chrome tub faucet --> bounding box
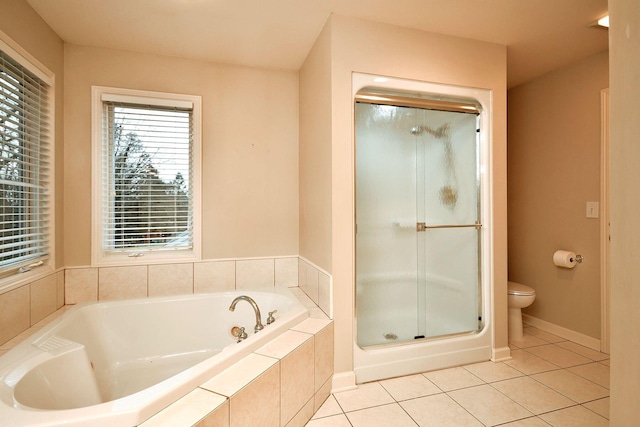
[229,295,264,333]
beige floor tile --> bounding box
[509,334,548,349]
[555,341,610,362]
[332,382,394,413]
[499,417,551,426]
[448,384,533,426]
[505,349,560,375]
[492,376,574,415]
[532,370,609,403]
[400,393,483,427]
[312,395,342,419]
[379,373,440,401]
[345,403,418,427]
[525,344,592,368]
[305,413,352,427]
[568,362,610,389]
[583,397,610,420]
[539,405,609,427]
[522,327,565,344]
[423,366,484,392]
[463,361,524,383]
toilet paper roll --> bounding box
[553,250,577,268]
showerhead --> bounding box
[410,123,450,138]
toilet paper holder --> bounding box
[553,250,584,268]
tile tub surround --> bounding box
[140,317,334,427]
[0,288,333,427]
[0,270,64,350]
[63,256,330,316]
[0,256,331,351]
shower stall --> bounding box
[353,74,493,383]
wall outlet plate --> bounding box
[586,201,599,218]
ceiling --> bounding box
[26,0,609,88]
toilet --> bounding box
[507,281,536,341]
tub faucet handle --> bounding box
[267,310,278,325]
[232,326,248,343]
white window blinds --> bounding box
[101,99,193,253]
[0,49,50,276]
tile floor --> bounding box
[307,326,609,427]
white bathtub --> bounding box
[0,288,308,426]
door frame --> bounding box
[601,88,610,354]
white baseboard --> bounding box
[522,314,601,351]
[492,346,512,362]
[331,371,357,393]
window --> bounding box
[92,87,201,265]
[0,42,52,280]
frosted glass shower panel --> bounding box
[356,103,420,346]
[355,90,482,349]
[417,109,479,226]
[423,227,480,338]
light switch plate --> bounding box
[586,201,599,218]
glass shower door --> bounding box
[356,97,482,348]
[355,103,420,346]
[416,108,481,339]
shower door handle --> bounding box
[416,222,482,232]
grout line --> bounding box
[310,330,610,427]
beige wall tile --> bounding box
[196,398,230,427]
[275,257,298,287]
[291,318,332,335]
[281,338,315,425]
[194,260,235,293]
[236,259,274,289]
[56,271,65,308]
[298,259,307,291]
[318,272,330,317]
[148,263,194,297]
[229,363,280,427]
[305,265,319,304]
[201,353,278,397]
[98,265,147,301]
[65,268,98,304]
[285,398,314,427]
[314,378,332,414]
[314,323,334,392]
[139,388,227,426]
[255,330,313,360]
[0,286,30,345]
[30,274,58,325]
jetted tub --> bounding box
[0,288,308,426]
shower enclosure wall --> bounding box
[353,73,493,383]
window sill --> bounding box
[0,264,58,296]
[93,250,201,268]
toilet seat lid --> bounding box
[508,281,536,296]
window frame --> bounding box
[91,86,201,266]
[0,30,55,290]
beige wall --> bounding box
[305,15,509,376]
[63,44,299,266]
[0,0,65,270]
[610,0,640,422]
[299,20,333,272]
[508,51,609,339]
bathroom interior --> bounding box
[2,0,640,425]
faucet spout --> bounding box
[229,295,264,333]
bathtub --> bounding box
[0,288,308,426]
